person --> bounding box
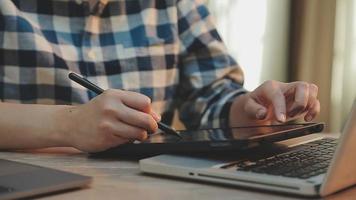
[0,0,320,152]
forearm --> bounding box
[0,103,72,150]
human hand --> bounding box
[62,89,160,152]
[229,80,320,127]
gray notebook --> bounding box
[0,158,91,200]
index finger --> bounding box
[265,89,287,123]
[115,90,153,113]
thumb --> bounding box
[244,98,268,120]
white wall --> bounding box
[331,0,356,131]
[208,0,290,91]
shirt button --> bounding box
[87,50,96,60]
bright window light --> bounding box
[208,0,267,90]
[208,0,289,91]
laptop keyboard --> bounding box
[234,138,338,179]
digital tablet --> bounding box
[91,122,324,157]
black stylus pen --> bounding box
[68,72,182,138]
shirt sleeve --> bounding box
[176,0,247,129]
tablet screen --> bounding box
[92,123,324,156]
[141,123,322,144]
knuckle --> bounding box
[136,129,148,140]
[264,80,278,88]
[313,100,321,112]
[102,105,117,116]
[270,89,283,99]
[103,133,116,144]
[98,101,121,116]
[102,89,122,99]
[142,114,151,122]
[295,96,306,104]
[92,134,113,152]
[294,100,307,108]
[143,95,152,104]
[141,114,156,131]
[98,97,115,109]
[310,109,318,116]
[151,121,158,132]
[102,89,114,97]
[143,114,153,126]
[272,89,283,96]
[298,82,309,90]
[98,121,113,133]
[307,111,317,120]
[98,99,108,107]
[140,96,152,109]
[310,83,319,93]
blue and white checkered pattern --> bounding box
[0,0,246,129]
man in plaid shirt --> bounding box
[0,0,320,152]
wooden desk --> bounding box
[0,134,355,200]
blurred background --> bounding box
[206,0,356,132]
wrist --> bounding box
[229,93,248,127]
[51,105,76,147]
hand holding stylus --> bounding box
[63,73,162,152]
[66,73,180,152]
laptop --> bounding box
[140,100,356,197]
[0,159,91,200]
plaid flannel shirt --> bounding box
[0,0,246,129]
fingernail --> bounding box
[142,132,148,140]
[256,109,266,119]
[151,111,161,122]
[305,115,313,122]
[278,113,286,122]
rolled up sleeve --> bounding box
[176,0,247,129]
